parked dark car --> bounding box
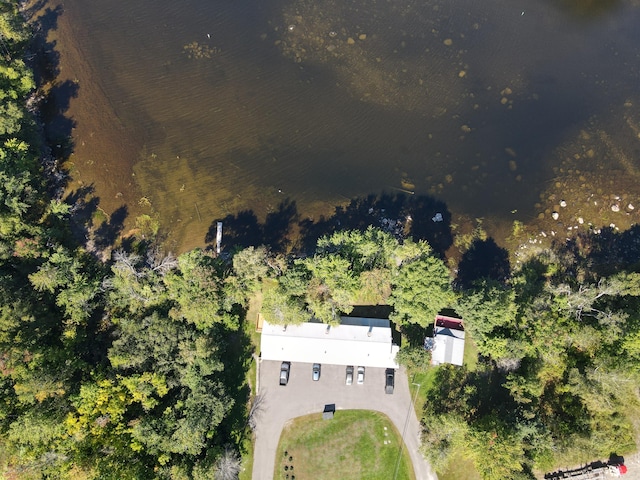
[312,363,321,381]
[280,362,290,386]
[385,368,395,394]
[345,365,354,385]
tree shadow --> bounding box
[206,199,299,254]
[23,1,62,30]
[551,224,640,280]
[423,363,516,422]
[206,210,262,250]
[406,195,454,256]
[400,322,428,348]
[513,257,552,303]
[298,193,453,257]
[348,305,393,319]
[544,458,620,480]
[93,205,129,250]
[64,185,99,244]
[455,238,510,289]
[40,79,78,159]
[608,453,624,466]
[262,198,299,252]
[214,316,256,454]
[25,4,63,75]
[206,193,453,257]
[23,4,78,190]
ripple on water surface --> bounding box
[60,0,640,250]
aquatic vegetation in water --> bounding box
[275,0,468,111]
[183,41,219,60]
[453,218,487,251]
[135,214,160,237]
[138,196,152,207]
[510,220,525,238]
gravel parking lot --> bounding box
[251,360,437,480]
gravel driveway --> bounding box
[251,360,437,480]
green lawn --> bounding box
[274,410,416,480]
[404,333,482,480]
[239,287,264,480]
[463,333,479,371]
[438,453,481,480]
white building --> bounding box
[260,317,399,369]
[430,315,465,366]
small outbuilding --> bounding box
[260,317,399,369]
[430,315,465,366]
[322,404,336,420]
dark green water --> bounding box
[59,0,640,250]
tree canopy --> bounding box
[421,254,640,479]
[1,3,640,479]
[260,228,455,326]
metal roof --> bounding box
[260,317,399,368]
[431,326,465,366]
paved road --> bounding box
[622,452,640,479]
[251,360,437,480]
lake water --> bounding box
[48,0,640,251]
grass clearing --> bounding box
[437,452,481,480]
[404,334,482,480]
[406,367,437,420]
[238,287,265,480]
[463,334,479,371]
[274,410,416,480]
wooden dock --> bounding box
[215,221,223,254]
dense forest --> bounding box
[1,2,640,479]
[259,227,640,479]
[0,3,253,478]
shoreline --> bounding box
[22,0,146,250]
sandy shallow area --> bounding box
[26,0,145,237]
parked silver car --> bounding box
[357,366,365,384]
[345,365,354,385]
[279,362,290,386]
[312,363,321,381]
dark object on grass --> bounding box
[323,404,335,420]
